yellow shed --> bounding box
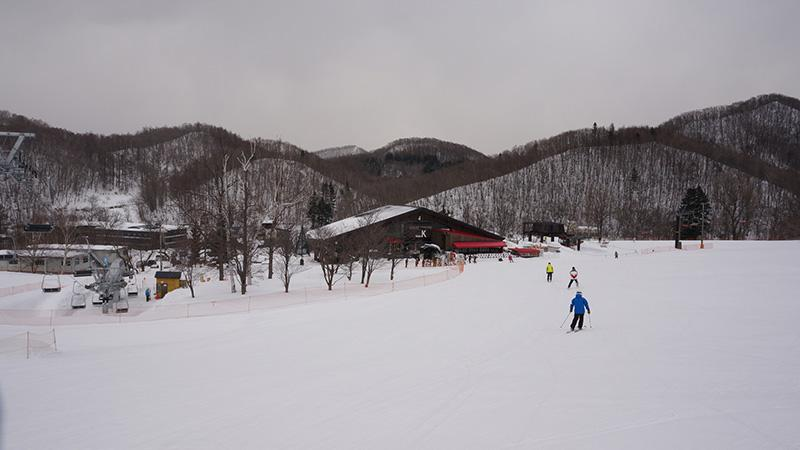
[154,271,182,298]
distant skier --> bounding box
[546,262,554,282]
[569,291,591,331]
[508,254,514,263]
[567,267,579,288]
[145,287,151,302]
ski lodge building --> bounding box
[77,222,188,251]
[0,244,129,274]
[306,205,505,256]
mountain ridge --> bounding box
[2,93,798,238]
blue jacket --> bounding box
[570,294,590,315]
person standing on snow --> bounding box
[546,262,554,282]
[569,291,591,331]
[567,266,579,288]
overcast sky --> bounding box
[1,0,798,154]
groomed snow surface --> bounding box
[2,241,800,449]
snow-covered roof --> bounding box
[307,205,418,240]
[37,244,122,252]
[82,221,182,232]
[17,249,89,259]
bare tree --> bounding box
[584,185,613,241]
[14,228,48,273]
[274,226,302,293]
[353,213,388,288]
[176,246,199,299]
[228,147,265,295]
[51,208,81,274]
[715,172,760,239]
[310,227,344,291]
[253,152,310,280]
[387,241,404,281]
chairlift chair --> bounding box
[92,292,105,305]
[41,273,61,293]
[115,296,129,313]
[70,281,87,309]
[126,276,139,297]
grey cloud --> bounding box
[1,0,798,153]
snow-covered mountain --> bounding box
[413,95,800,239]
[414,142,794,239]
[370,137,488,177]
[665,94,800,171]
[2,94,798,238]
[315,145,367,159]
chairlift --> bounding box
[115,295,129,313]
[70,281,87,309]
[92,292,106,305]
[41,273,62,293]
[126,276,139,297]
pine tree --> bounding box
[307,191,321,228]
[678,186,712,239]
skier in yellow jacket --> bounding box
[546,262,554,282]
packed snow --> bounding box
[1,241,799,449]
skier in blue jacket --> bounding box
[569,291,591,331]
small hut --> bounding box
[154,271,182,298]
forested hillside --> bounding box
[414,95,800,239]
[414,143,797,239]
[1,94,798,239]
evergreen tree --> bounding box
[322,181,337,219]
[307,191,322,228]
[307,185,335,229]
[678,186,712,239]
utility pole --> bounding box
[700,203,705,249]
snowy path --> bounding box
[1,242,799,449]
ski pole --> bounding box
[560,312,571,328]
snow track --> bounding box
[1,241,799,449]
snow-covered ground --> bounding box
[0,258,451,311]
[1,241,799,449]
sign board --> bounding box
[404,223,432,240]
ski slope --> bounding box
[1,241,799,449]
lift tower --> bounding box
[0,131,36,178]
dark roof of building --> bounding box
[155,271,182,279]
[307,205,504,241]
